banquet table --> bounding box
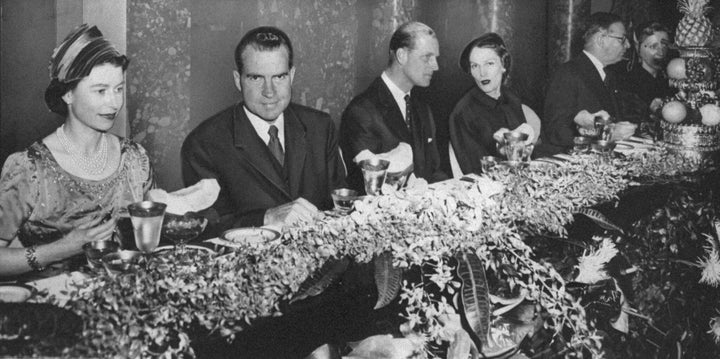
[2,141,720,359]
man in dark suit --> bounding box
[542,12,630,155]
[182,26,345,233]
[340,21,447,193]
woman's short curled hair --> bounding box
[634,21,670,47]
[459,33,511,74]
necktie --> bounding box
[268,125,284,166]
[404,94,412,128]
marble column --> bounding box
[547,0,591,74]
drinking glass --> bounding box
[359,158,390,196]
[501,132,529,165]
[331,188,358,213]
[102,250,142,278]
[82,240,120,271]
[128,201,167,256]
[594,117,613,141]
[480,155,499,173]
[572,136,591,154]
[162,212,208,256]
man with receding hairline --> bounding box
[182,26,345,234]
[340,21,447,193]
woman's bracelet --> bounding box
[25,245,46,272]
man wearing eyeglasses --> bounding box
[542,12,630,155]
[182,26,345,233]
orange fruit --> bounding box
[700,104,720,126]
[662,101,687,123]
[666,58,686,80]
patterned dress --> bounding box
[0,138,153,271]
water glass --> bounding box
[572,136,591,154]
[128,201,167,254]
[359,158,390,196]
[331,188,358,213]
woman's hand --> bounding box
[62,216,117,250]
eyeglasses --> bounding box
[606,34,628,45]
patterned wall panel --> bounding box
[253,0,358,125]
[127,0,191,190]
[547,0,591,74]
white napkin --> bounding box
[147,178,221,215]
[354,142,413,173]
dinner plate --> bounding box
[217,227,282,248]
[0,283,33,303]
[154,244,217,255]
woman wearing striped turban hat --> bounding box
[0,24,155,278]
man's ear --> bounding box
[396,47,408,65]
[233,70,242,92]
[289,66,296,85]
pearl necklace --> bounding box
[56,124,108,176]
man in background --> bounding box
[542,12,630,154]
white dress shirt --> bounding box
[243,106,285,150]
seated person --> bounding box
[182,26,345,234]
[542,12,630,154]
[0,24,153,277]
[448,33,540,176]
[613,21,675,114]
[340,22,447,193]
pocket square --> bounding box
[427,138,433,143]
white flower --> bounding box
[575,237,618,284]
[708,314,720,343]
[698,248,720,287]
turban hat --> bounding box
[45,24,128,115]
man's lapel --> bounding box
[283,106,307,198]
[232,105,291,198]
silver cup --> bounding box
[127,201,166,254]
[502,132,530,164]
[359,158,390,196]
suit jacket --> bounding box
[449,86,525,174]
[542,52,621,154]
[181,103,345,232]
[339,77,446,192]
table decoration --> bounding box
[30,148,714,358]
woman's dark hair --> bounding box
[44,56,129,117]
[234,26,293,74]
[459,33,511,75]
[634,21,670,47]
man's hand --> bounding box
[574,110,610,129]
[263,198,318,229]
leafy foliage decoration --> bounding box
[373,251,403,309]
[576,208,624,233]
[456,250,491,347]
[290,257,350,304]
[52,148,706,358]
